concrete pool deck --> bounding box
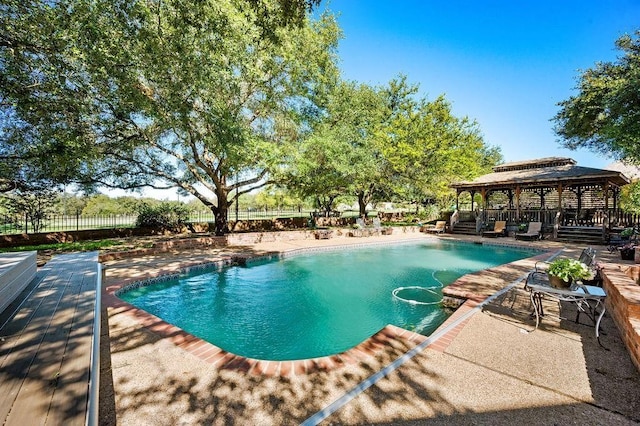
[100,231,640,425]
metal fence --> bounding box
[0,208,320,235]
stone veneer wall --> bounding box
[602,264,640,372]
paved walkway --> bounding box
[0,252,99,425]
[101,232,640,425]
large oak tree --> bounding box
[1,0,339,234]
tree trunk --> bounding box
[357,191,368,218]
[213,205,228,236]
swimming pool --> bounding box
[120,240,535,361]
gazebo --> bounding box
[450,157,632,240]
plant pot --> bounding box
[314,229,332,240]
[548,273,571,289]
[621,248,635,261]
[349,229,363,237]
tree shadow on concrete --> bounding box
[105,310,442,425]
[483,284,640,423]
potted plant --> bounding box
[620,242,637,260]
[349,223,363,237]
[314,228,333,239]
[620,227,635,239]
[547,258,594,289]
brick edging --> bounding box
[601,263,640,372]
[103,240,546,375]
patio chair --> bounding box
[515,221,542,240]
[482,220,507,238]
[424,220,446,234]
[372,217,392,235]
[533,247,596,274]
[577,208,595,226]
[578,247,597,266]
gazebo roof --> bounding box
[451,157,630,190]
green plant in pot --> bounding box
[547,258,594,289]
[620,242,637,260]
[620,227,635,239]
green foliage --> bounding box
[283,75,501,216]
[1,188,58,232]
[54,192,89,215]
[254,187,305,209]
[0,240,123,253]
[379,78,501,210]
[620,227,636,237]
[81,195,148,216]
[548,259,593,283]
[421,205,440,222]
[135,202,190,230]
[620,181,640,214]
[281,80,384,215]
[554,30,640,163]
[2,0,341,236]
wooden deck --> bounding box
[0,252,99,425]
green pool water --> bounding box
[120,240,535,361]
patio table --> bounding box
[524,271,607,344]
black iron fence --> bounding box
[0,208,322,235]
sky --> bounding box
[318,0,640,170]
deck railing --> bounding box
[604,209,640,228]
[482,209,559,225]
[464,208,640,230]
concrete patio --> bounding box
[99,231,640,425]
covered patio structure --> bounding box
[450,157,633,241]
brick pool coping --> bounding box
[102,240,551,376]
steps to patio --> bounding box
[451,221,477,236]
[555,226,604,245]
[0,252,100,426]
[451,221,606,245]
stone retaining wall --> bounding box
[98,226,424,262]
[0,217,359,249]
[602,264,640,372]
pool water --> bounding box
[120,241,534,361]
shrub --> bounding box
[136,202,190,230]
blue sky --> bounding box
[318,0,640,169]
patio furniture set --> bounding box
[523,247,607,346]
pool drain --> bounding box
[392,286,442,305]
